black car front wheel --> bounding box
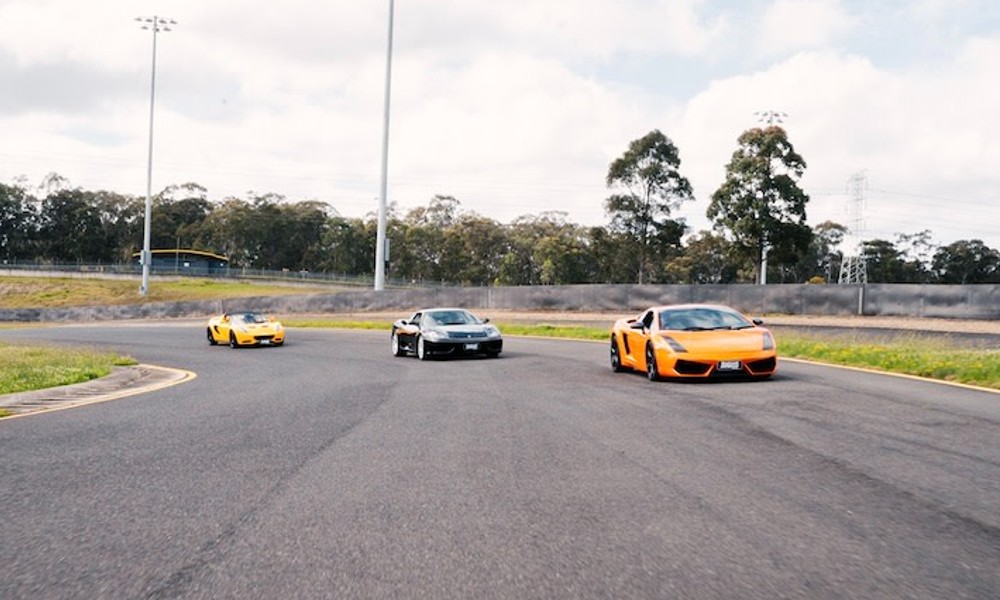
[207,327,217,346]
[416,336,428,360]
[391,332,406,357]
[229,332,239,349]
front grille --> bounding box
[675,360,712,375]
[449,331,488,339]
[746,357,777,373]
[254,335,275,341]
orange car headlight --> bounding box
[660,335,688,353]
[762,331,775,350]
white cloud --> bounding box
[0,0,997,249]
[755,0,854,59]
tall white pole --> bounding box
[374,0,394,291]
[137,16,175,296]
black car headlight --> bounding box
[423,328,447,342]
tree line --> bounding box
[2,128,998,285]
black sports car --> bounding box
[391,307,502,360]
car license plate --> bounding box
[464,343,479,351]
[718,360,742,371]
[260,340,271,345]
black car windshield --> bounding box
[658,307,751,331]
[425,310,477,326]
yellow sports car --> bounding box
[207,311,285,348]
[610,304,777,381]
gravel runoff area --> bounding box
[324,310,1000,335]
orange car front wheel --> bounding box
[645,344,661,381]
[610,336,625,373]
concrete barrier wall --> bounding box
[1,283,997,322]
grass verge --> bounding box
[284,318,1000,390]
[0,275,338,308]
[0,342,137,396]
[777,331,1000,390]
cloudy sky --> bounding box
[2,0,998,251]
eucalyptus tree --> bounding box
[152,183,212,250]
[0,182,37,260]
[495,212,593,285]
[604,130,693,284]
[390,196,459,283]
[92,190,144,262]
[317,217,374,276]
[441,214,508,285]
[932,239,1000,283]
[708,125,811,283]
[37,188,109,262]
[804,221,848,283]
[861,238,916,283]
[672,231,741,284]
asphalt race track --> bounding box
[1,323,999,599]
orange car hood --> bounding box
[663,329,769,351]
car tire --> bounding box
[391,332,406,357]
[207,327,217,346]
[610,335,624,372]
[417,336,428,360]
[646,344,660,381]
[229,332,238,349]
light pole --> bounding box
[374,0,394,291]
[136,15,176,296]
[754,109,786,126]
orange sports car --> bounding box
[609,304,777,381]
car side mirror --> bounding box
[483,318,490,323]
[629,321,646,330]
[752,318,764,326]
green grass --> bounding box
[0,275,338,309]
[777,332,1000,390]
[283,318,387,330]
[283,318,1000,390]
[0,342,137,396]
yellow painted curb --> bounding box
[0,365,197,420]
[779,357,1000,395]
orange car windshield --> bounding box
[659,308,751,331]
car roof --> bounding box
[646,304,741,312]
[415,307,475,314]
